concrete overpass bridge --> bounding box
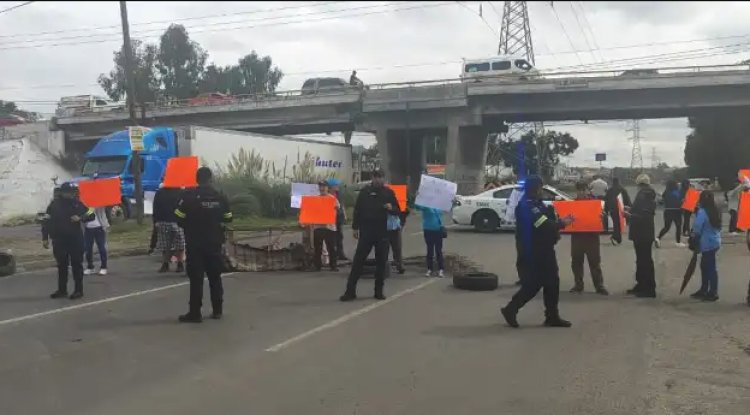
[53,64,750,194]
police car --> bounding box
[452,184,579,232]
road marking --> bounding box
[265,278,438,353]
[0,273,235,327]
[410,231,423,236]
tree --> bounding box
[197,64,243,95]
[157,24,207,100]
[98,39,160,119]
[497,130,579,181]
[0,100,17,115]
[684,110,750,189]
[236,51,283,95]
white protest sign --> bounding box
[504,187,524,223]
[290,182,320,208]
[144,191,156,216]
[128,126,149,152]
[415,174,457,212]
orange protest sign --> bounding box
[162,156,198,188]
[737,191,750,231]
[78,177,122,208]
[681,188,700,212]
[617,196,626,233]
[299,195,336,225]
[553,200,604,233]
[387,184,408,212]
[738,169,750,184]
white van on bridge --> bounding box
[460,55,540,82]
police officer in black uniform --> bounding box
[42,183,95,300]
[501,176,574,328]
[174,167,233,323]
[340,170,399,301]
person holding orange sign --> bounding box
[312,181,340,272]
[569,182,608,295]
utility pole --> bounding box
[627,119,644,177]
[498,1,544,178]
[119,0,143,224]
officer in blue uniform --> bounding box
[501,175,573,328]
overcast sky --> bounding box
[2,1,749,167]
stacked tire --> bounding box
[0,249,17,277]
[452,271,498,291]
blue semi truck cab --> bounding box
[69,127,179,217]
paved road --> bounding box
[1,216,750,414]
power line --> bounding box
[548,2,584,66]
[575,1,604,61]
[0,2,451,51]
[455,1,499,38]
[0,1,341,40]
[567,1,599,63]
[0,1,33,15]
[0,2,408,47]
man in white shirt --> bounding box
[589,176,609,200]
[83,207,110,276]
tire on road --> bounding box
[0,250,17,277]
[473,210,499,233]
[453,271,498,291]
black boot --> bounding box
[543,311,572,328]
[69,291,83,300]
[339,293,357,302]
[569,285,584,293]
[374,291,386,300]
[501,307,519,328]
[50,290,68,299]
[178,313,202,323]
[690,289,706,299]
[158,262,169,273]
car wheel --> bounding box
[453,272,498,291]
[473,210,499,233]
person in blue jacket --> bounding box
[416,204,445,277]
[656,180,686,247]
[690,190,722,302]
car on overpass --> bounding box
[301,77,349,95]
[188,92,236,106]
[460,55,540,83]
[452,183,614,233]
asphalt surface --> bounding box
[1,215,750,415]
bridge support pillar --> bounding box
[445,123,488,196]
[376,128,426,191]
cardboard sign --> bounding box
[299,195,336,225]
[617,195,626,233]
[78,177,122,208]
[738,169,750,184]
[162,156,198,188]
[681,188,700,212]
[737,191,750,231]
[414,174,457,212]
[386,184,408,212]
[290,182,321,209]
[553,200,605,233]
[144,191,155,216]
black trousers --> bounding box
[186,245,224,314]
[633,240,655,294]
[729,209,738,233]
[515,239,529,282]
[345,232,388,296]
[506,256,560,318]
[336,218,346,259]
[313,228,337,270]
[658,210,683,243]
[387,229,403,269]
[609,206,624,243]
[53,236,84,293]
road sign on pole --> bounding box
[128,126,146,151]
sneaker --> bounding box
[675,242,687,248]
[425,270,433,277]
[438,270,445,278]
[84,268,95,276]
[50,291,68,299]
[500,307,519,328]
[690,290,706,299]
[178,313,203,323]
[702,294,719,302]
[595,287,609,296]
[543,316,572,328]
[98,268,108,276]
[210,312,223,320]
[569,286,584,293]
[374,293,386,300]
[69,291,83,300]
[654,238,661,248]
